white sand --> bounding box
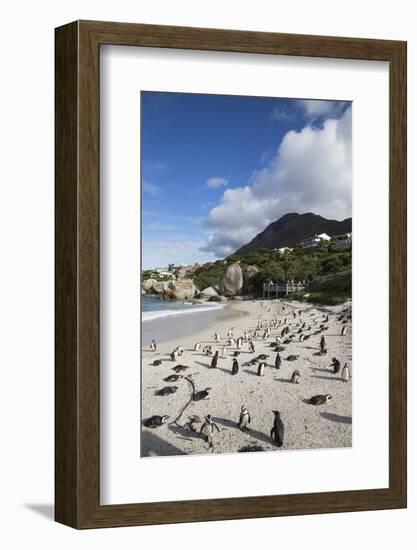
[141,299,352,457]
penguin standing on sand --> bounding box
[331,357,341,374]
[200,415,220,448]
[150,339,157,352]
[320,335,327,353]
[221,345,227,358]
[290,369,301,384]
[257,362,266,376]
[214,332,220,342]
[210,350,219,368]
[232,358,239,375]
[249,341,255,353]
[342,363,351,382]
[341,325,347,336]
[275,353,282,369]
[270,411,284,447]
[194,342,201,351]
[238,405,251,431]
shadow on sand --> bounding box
[320,412,352,424]
[311,375,343,382]
[214,417,273,446]
[141,429,188,456]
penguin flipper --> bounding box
[270,427,275,438]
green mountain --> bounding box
[234,212,352,255]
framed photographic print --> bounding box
[55,20,407,528]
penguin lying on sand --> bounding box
[309,394,332,405]
[172,365,189,373]
[156,386,178,396]
[143,415,169,428]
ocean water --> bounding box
[141,296,241,345]
[141,295,224,321]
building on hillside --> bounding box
[329,233,352,250]
[273,247,293,255]
[300,233,331,250]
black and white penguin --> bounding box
[163,374,183,382]
[286,355,299,362]
[214,332,221,342]
[290,369,301,384]
[200,415,220,448]
[237,336,243,349]
[331,357,341,374]
[275,352,282,369]
[221,345,227,358]
[342,363,350,382]
[270,411,284,447]
[172,364,189,373]
[249,341,255,353]
[170,350,178,362]
[156,386,178,396]
[152,359,162,366]
[341,325,347,336]
[210,351,219,368]
[150,339,157,352]
[257,354,269,361]
[309,394,332,405]
[320,335,327,352]
[193,387,212,401]
[143,415,169,428]
[232,358,239,375]
[238,405,251,431]
[257,362,266,376]
[194,342,201,351]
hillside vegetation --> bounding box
[192,245,351,305]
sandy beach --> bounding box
[141,299,352,457]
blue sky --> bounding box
[141,91,352,269]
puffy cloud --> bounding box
[301,99,346,119]
[201,107,352,257]
[206,177,228,188]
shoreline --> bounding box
[141,301,249,346]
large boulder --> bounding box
[142,278,157,292]
[242,265,259,294]
[220,262,243,296]
[169,279,196,300]
[199,286,219,299]
[152,281,170,294]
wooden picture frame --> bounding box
[55,20,407,528]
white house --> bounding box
[300,233,331,250]
[330,233,352,250]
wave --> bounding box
[142,302,225,322]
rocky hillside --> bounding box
[234,212,352,255]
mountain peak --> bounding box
[233,212,352,256]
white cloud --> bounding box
[201,107,352,257]
[142,179,161,196]
[142,237,213,270]
[206,177,228,188]
[301,99,346,119]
